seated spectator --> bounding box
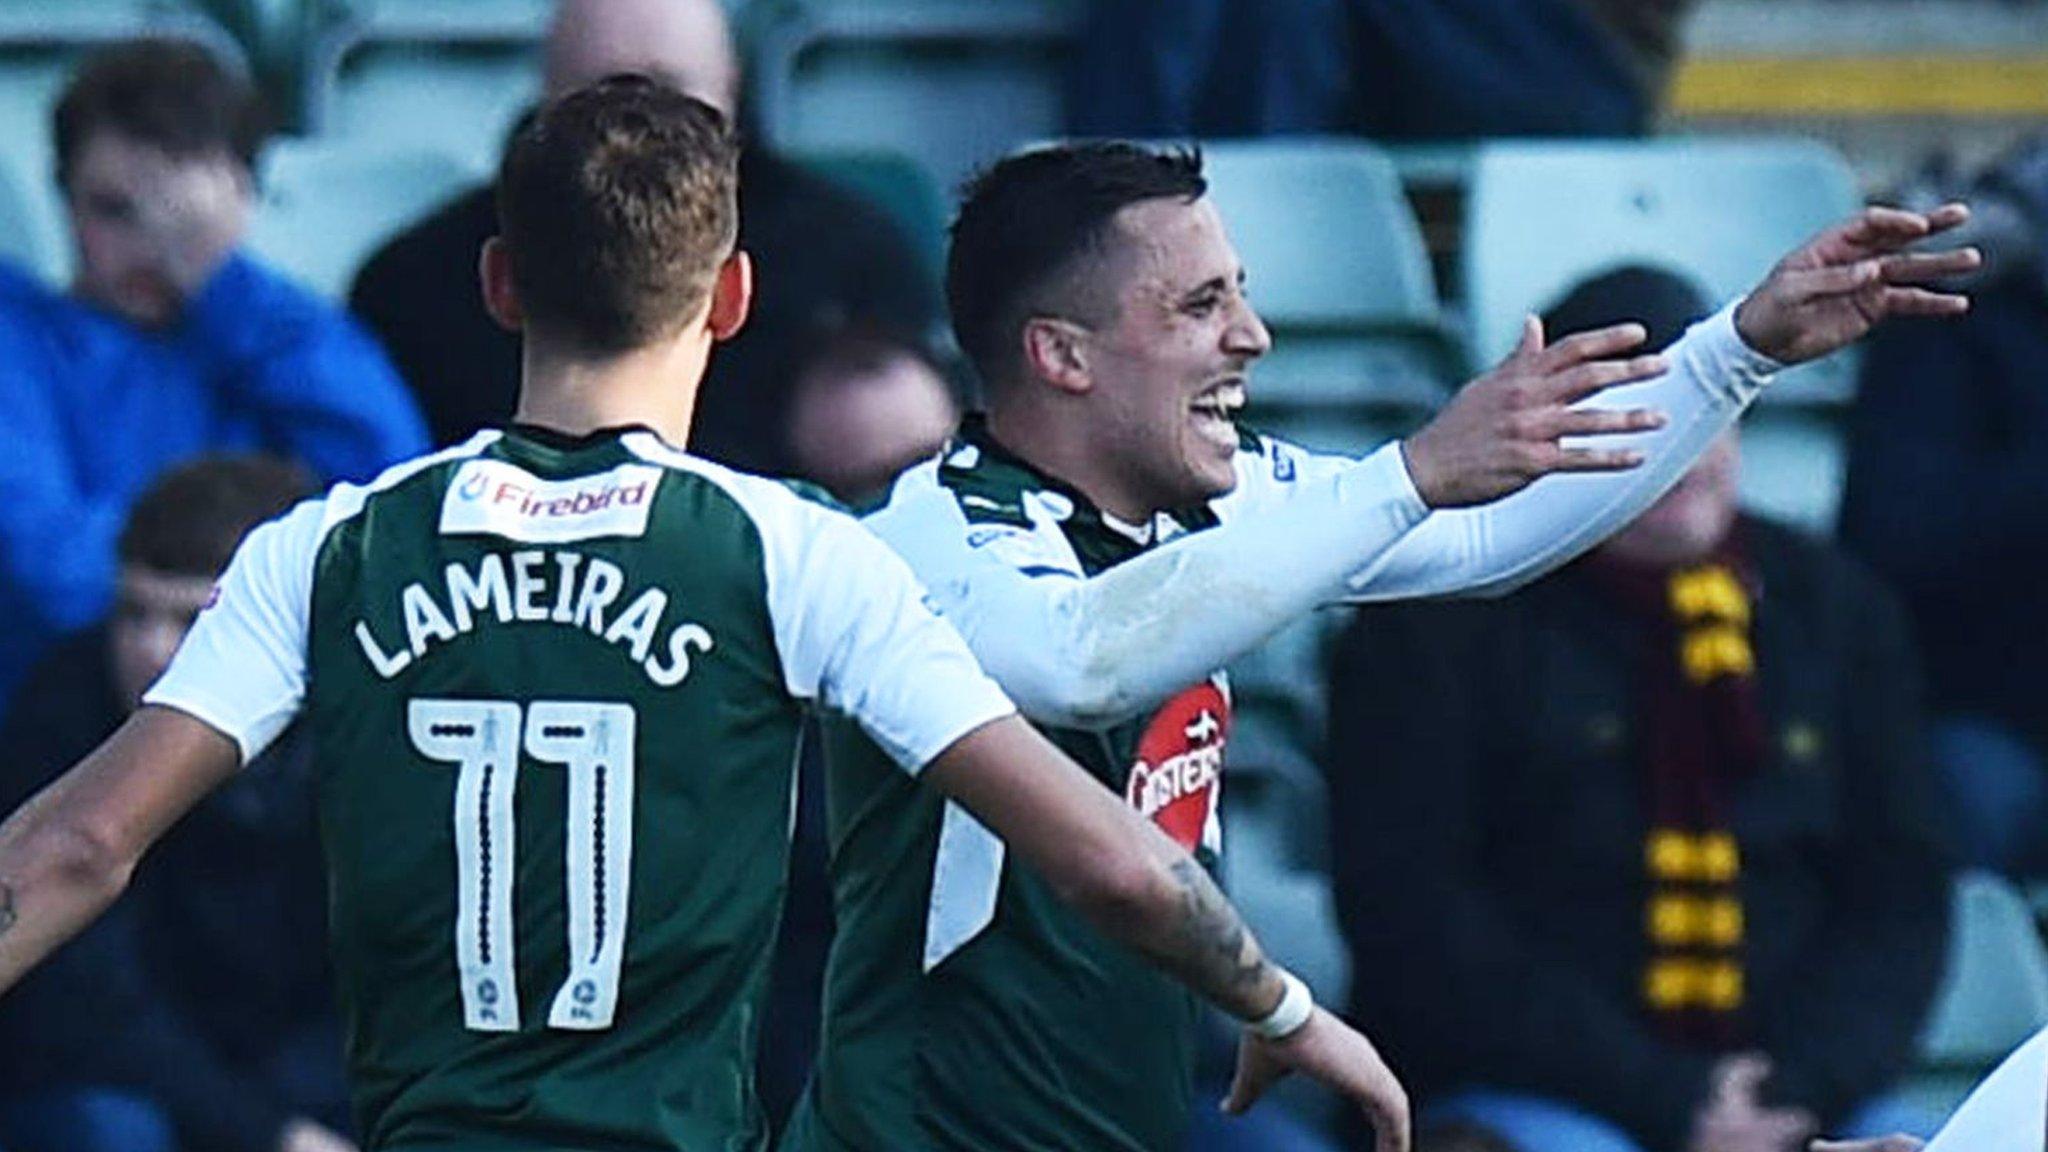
[1068,0,1697,140]
[349,0,941,471]
[0,455,353,1152]
[1840,138,2048,878]
[0,38,426,722]
[783,328,959,508]
[1322,267,1957,1152]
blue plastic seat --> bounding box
[0,149,59,281]
[303,0,546,166]
[245,139,481,298]
[1198,138,1458,416]
[1901,871,2048,1118]
[751,0,1079,196]
[1464,138,1862,404]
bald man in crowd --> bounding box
[348,0,939,470]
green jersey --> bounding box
[788,419,1267,1152]
[145,426,1014,1152]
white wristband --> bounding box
[1247,969,1314,1041]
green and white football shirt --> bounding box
[145,424,1016,1152]
[786,302,1780,1152]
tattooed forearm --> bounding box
[1136,858,1284,1021]
[0,881,16,938]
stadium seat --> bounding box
[303,0,546,166]
[1198,138,1460,416]
[1904,871,2048,1115]
[1463,138,1863,405]
[245,139,482,298]
[751,0,1079,197]
[1921,872,2048,1064]
[1738,406,1847,534]
[790,146,948,276]
[0,150,59,280]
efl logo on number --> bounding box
[440,460,661,543]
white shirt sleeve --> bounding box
[142,499,324,764]
[1345,299,1780,601]
[750,486,1017,775]
[868,444,1431,732]
[869,301,1778,732]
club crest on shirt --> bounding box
[1125,681,1230,853]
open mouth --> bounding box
[1189,381,1247,447]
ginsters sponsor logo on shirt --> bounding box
[441,460,661,543]
[1126,681,1230,854]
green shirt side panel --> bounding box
[307,439,801,1152]
[799,436,1218,1152]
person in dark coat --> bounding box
[348,0,940,473]
[1839,137,2048,879]
[1323,268,1957,1152]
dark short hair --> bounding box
[947,141,1206,389]
[496,74,740,354]
[1540,264,1711,353]
[119,455,315,578]
[54,37,266,190]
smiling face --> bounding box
[1068,196,1271,515]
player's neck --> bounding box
[985,403,1163,523]
[513,335,709,449]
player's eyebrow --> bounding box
[1179,274,1233,304]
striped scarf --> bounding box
[1585,538,1765,1048]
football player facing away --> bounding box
[0,83,1422,1152]
[782,142,1976,1152]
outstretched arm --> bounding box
[892,205,1977,729]
[0,707,240,996]
[1354,203,1980,602]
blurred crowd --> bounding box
[0,1,2044,1151]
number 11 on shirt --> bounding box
[408,698,637,1034]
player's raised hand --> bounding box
[1734,203,1982,365]
[1222,1006,1411,1152]
[1400,318,1670,508]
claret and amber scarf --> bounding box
[1586,537,1764,1048]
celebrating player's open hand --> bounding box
[1222,1006,1411,1152]
[1734,203,1980,366]
[1728,199,1982,362]
[1401,318,1669,508]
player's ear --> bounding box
[1022,316,1092,396]
[706,250,752,343]
[479,237,525,332]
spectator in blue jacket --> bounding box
[0,38,427,720]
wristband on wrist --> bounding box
[1247,969,1314,1041]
